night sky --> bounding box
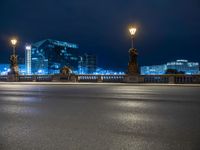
[0,0,200,69]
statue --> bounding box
[9,55,19,75]
[128,48,139,75]
[60,66,71,76]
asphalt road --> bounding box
[0,83,200,150]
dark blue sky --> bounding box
[0,0,200,69]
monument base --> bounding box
[7,73,19,82]
[124,75,139,83]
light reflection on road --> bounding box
[0,83,199,150]
[0,105,40,116]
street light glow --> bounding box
[129,27,137,36]
[11,39,17,46]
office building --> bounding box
[141,65,167,75]
[25,39,97,75]
[141,59,199,75]
[78,53,97,74]
[166,59,199,75]
[25,45,32,75]
[31,39,79,74]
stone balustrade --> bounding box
[0,74,199,84]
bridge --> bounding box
[0,74,200,84]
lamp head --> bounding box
[129,27,137,36]
[11,39,17,46]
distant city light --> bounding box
[25,45,31,50]
[38,70,43,73]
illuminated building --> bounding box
[78,53,97,74]
[31,39,79,74]
[0,64,26,75]
[25,45,32,74]
[166,59,199,75]
[26,39,98,75]
[141,59,199,75]
[141,65,167,75]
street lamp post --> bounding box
[129,27,137,48]
[127,26,139,75]
[8,38,19,79]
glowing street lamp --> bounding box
[127,25,139,75]
[11,39,17,45]
[129,26,137,48]
[11,38,17,55]
[129,27,137,36]
[9,38,19,77]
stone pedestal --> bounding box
[124,75,139,83]
[7,74,19,82]
[128,48,139,75]
[52,75,60,82]
[8,54,19,82]
[125,47,140,83]
[70,75,77,82]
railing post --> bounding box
[70,75,77,82]
[77,75,80,82]
[33,75,37,82]
[138,75,144,83]
[168,76,175,84]
[97,75,103,82]
[124,74,139,83]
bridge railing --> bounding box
[18,75,53,82]
[173,75,200,84]
[142,75,169,83]
[0,75,8,81]
[141,75,200,84]
[0,74,199,84]
[77,74,125,82]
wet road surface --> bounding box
[0,83,200,150]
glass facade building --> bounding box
[141,65,167,75]
[141,59,199,75]
[31,39,79,74]
[25,45,31,75]
[78,54,97,74]
[166,60,199,75]
[25,39,98,75]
